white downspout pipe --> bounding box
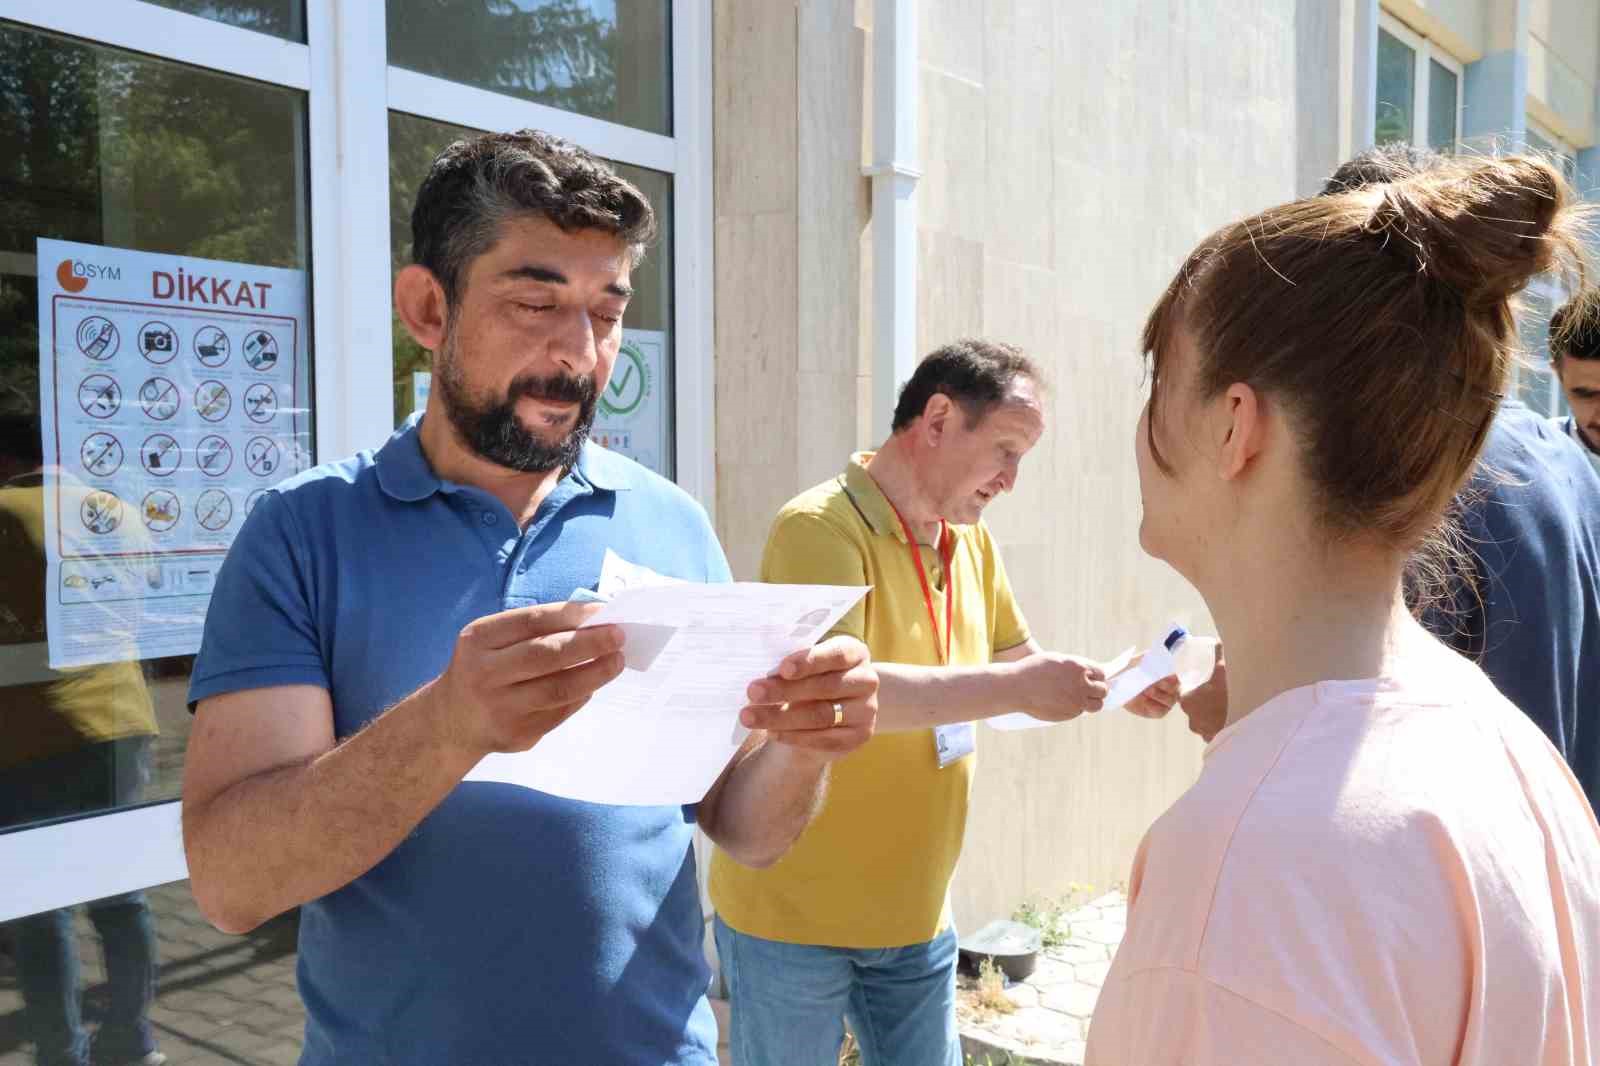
[866,0,920,444]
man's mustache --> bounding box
[509,372,597,406]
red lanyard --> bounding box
[888,503,953,665]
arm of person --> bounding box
[871,637,1101,730]
[865,637,1179,731]
[182,601,625,934]
[697,636,878,868]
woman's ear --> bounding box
[1217,383,1265,482]
[395,265,448,352]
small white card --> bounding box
[934,722,976,767]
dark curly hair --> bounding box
[410,128,657,307]
[890,339,1041,432]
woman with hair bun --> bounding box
[1086,155,1600,1065]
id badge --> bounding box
[933,722,976,768]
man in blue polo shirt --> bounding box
[1325,147,1600,813]
[180,129,879,1065]
[1551,291,1600,480]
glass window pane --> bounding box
[1,21,312,828]
[1427,59,1458,151]
[136,0,306,42]
[1517,285,1560,416]
[0,882,309,1061]
[388,112,676,477]
[1376,28,1417,145]
[387,0,672,135]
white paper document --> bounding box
[985,627,1189,732]
[464,581,869,806]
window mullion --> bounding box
[1414,42,1430,146]
[311,0,395,457]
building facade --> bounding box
[0,0,1593,1058]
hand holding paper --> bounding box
[1099,622,1191,716]
[985,623,1203,731]
[739,636,879,758]
[426,600,627,757]
[1007,652,1110,723]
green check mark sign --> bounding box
[600,342,648,417]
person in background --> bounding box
[1087,154,1600,1064]
[0,408,166,1066]
[712,340,1180,1066]
[1319,143,1600,814]
[1551,289,1600,477]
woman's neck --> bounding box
[1201,530,1422,731]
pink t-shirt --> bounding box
[1086,641,1600,1065]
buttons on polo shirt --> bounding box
[481,511,499,527]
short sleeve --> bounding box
[979,523,1030,654]
[759,511,868,642]
[188,489,329,709]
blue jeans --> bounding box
[2,737,160,1065]
[714,916,962,1066]
[11,896,158,1066]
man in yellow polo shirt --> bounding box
[711,340,1178,1066]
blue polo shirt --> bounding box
[190,415,728,1065]
[1420,403,1600,813]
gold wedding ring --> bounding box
[831,702,845,728]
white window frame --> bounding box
[0,0,713,922]
[1376,14,1464,149]
[1518,275,1572,418]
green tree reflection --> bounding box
[387,0,620,120]
[0,23,305,411]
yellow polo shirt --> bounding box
[709,453,1029,948]
[1,476,157,771]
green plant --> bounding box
[1011,881,1094,948]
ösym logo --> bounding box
[57,259,122,293]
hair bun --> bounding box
[1366,155,1568,307]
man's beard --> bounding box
[434,330,598,474]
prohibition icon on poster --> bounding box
[141,433,180,477]
[142,489,180,533]
[77,374,122,419]
[243,382,278,423]
[195,435,233,477]
[243,329,279,371]
[194,325,231,367]
[195,489,233,532]
[245,436,281,477]
[138,321,178,364]
[138,377,180,421]
[81,490,124,535]
[80,432,124,477]
[76,317,119,360]
[194,380,232,422]
[245,488,267,516]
